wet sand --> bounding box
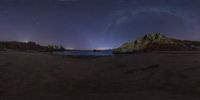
[1,51,200,100]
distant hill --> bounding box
[0,41,66,52]
[113,33,200,54]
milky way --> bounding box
[0,0,200,49]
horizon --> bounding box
[0,0,200,49]
[1,32,199,50]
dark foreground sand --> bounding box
[1,51,200,100]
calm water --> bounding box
[54,50,113,56]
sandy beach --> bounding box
[0,51,200,100]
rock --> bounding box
[113,33,200,54]
[0,41,67,52]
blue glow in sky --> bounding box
[0,0,200,49]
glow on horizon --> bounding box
[18,39,30,43]
[65,47,74,50]
[65,46,112,50]
[24,40,29,43]
[95,47,112,50]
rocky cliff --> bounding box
[113,33,200,54]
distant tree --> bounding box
[47,45,66,52]
[48,45,57,52]
[59,46,66,51]
[0,43,6,49]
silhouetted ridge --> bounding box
[0,41,66,52]
[113,33,200,54]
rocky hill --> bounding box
[0,41,66,52]
[113,33,200,54]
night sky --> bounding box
[0,0,200,49]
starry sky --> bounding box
[0,0,200,49]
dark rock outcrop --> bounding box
[0,41,66,52]
[113,33,200,54]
